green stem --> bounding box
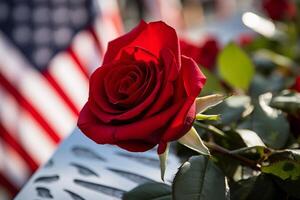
[194,121,226,138]
[204,142,261,171]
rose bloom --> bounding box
[78,21,206,154]
[237,33,255,47]
[180,37,220,70]
[262,0,297,21]
[292,76,300,92]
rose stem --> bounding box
[193,121,226,138]
[194,121,261,171]
[204,142,261,171]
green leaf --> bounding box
[200,67,225,95]
[270,90,300,114]
[196,94,226,114]
[235,129,265,147]
[206,95,251,125]
[218,42,255,91]
[254,49,294,68]
[178,127,210,156]
[230,146,270,163]
[172,155,229,200]
[249,74,285,98]
[269,149,300,162]
[231,174,285,200]
[123,182,172,200]
[273,177,300,198]
[239,93,289,149]
[262,160,300,180]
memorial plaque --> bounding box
[15,128,181,200]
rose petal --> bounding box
[144,82,174,117]
[158,98,195,154]
[104,21,180,66]
[145,49,180,117]
[181,56,206,97]
[114,101,182,142]
[103,21,148,64]
[104,64,142,104]
[160,48,180,81]
[78,100,183,148]
[78,103,115,144]
[89,62,123,114]
[89,63,163,123]
[158,56,206,153]
[116,140,156,152]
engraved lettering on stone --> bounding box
[36,187,53,199]
[107,168,154,184]
[34,175,59,183]
[71,146,106,161]
[74,179,125,198]
[70,163,99,177]
[116,152,159,167]
[64,189,85,200]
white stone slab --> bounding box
[15,128,181,200]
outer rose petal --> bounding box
[78,101,184,151]
[180,40,201,64]
[158,56,206,154]
[103,21,147,64]
[181,56,206,98]
[116,140,156,152]
[104,21,181,66]
[78,103,115,144]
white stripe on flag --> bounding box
[0,141,30,187]
[19,71,77,138]
[48,53,89,111]
[95,0,123,53]
[0,32,77,139]
[94,16,119,53]
[72,30,102,72]
[0,87,56,164]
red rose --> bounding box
[262,0,297,21]
[237,33,255,47]
[78,21,206,154]
[180,37,220,70]
[200,37,220,70]
[292,76,300,92]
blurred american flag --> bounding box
[0,0,186,198]
[0,0,123,197]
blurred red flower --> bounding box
[237,33,255,47]
[262,0,297,21]
[180,37,220,70]
[292,76,300,92]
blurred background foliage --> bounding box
[123,0,300,199]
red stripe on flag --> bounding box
[87,26,104,56]
[111,14,123,36]
[43,71,79,116]
[0,72,60,144]
[0,123,39,172]
[68,48,90,79]
[0,172,19,197]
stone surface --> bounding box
[15,128,181,200]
